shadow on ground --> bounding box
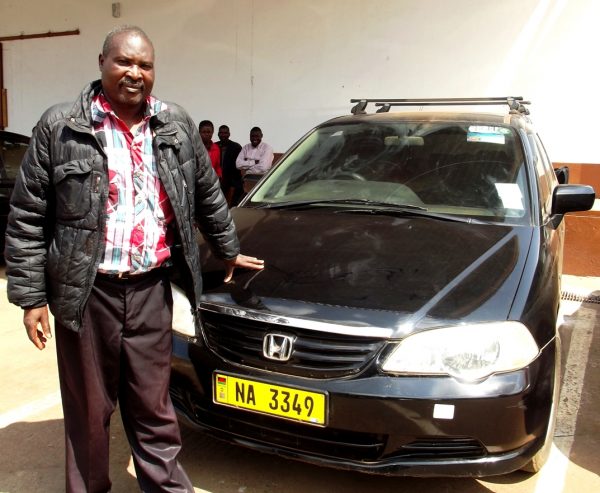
[557,295,600,477]
[0,417,137,493]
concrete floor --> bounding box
[0,270,598,493]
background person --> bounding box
[236,126,274,192]
[217,124,243,206]
[199,119,222,179]
[4,25,263,493]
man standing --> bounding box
[5,26,263,493]
[217,124,243,206]
[235,126,274,177]
[199,119,221,179]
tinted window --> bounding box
[536,134,558,214]
[528,134,554,216]
[249,121,530,224]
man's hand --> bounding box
[23,306,52,350]
[223,254,265,283]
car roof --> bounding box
[325,111,531,128]
[321,97,536,133]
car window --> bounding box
[536,134,558,211]
[0,134,29,181]
[249,121,531,225]
[528,134,554,216]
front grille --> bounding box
[397,437,486,460]
[201,310,386,378]
[176,393,387,461]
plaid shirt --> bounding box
[92,93,175,274]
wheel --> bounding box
[520,337,561,473]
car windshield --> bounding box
[246,120,531,224]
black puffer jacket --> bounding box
[5,81,239,332]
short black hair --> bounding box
[219,125,230,132]
[199,120,214,130]
[250,126,262,134]
[102,25,153,57]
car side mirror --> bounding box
[552,184,595,216]
[553,166,569,184]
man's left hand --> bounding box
[223,254,265,283]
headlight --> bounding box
[171,283,196,337]
[381,322,539,382]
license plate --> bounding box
[213,373,327,426]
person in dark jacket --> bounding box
[4,25,263,493]
[217,124,243,206]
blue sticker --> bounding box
[467,126,507,145]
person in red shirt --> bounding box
[199,119,222,179]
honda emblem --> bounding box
[263,333,295,361]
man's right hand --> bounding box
[23,306,52,350]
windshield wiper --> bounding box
[253,198,428,211]
[252,199,487,223]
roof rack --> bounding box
[350,97,531,116]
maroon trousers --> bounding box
[55,271,193,493]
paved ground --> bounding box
[0,269,598,493]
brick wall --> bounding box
[554,163,600,198]
[557,163,600,276]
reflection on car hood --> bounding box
[199,207,533,334]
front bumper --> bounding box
[170,333,556,477]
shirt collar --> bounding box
[91,92,164,127]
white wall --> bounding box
[1,0,599,163]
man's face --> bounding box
[218,127,230,143]
[250,130,262,147]
[99,32,155,118]
[200,125,214,145]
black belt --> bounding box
[95,267,168,282]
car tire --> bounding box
[521,336,561,473]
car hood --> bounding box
[199,208,533,335]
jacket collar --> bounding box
[65,80,102,131]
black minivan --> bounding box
[0,131,30,263]
[169,98,595,476]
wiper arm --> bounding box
[333,199,428,210]
[338,207,487,224]
[254,198,428,211]
[253,199,326,209]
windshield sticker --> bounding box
[467,126,508,145]
[495,183,524,210]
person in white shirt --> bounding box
[236,126,274,176]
